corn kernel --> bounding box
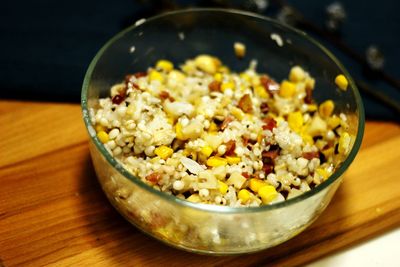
[308,104,317,112]
[175,122,186,140]
[95,124,105,132]
[238,189,251,203]
[149,70,164,83]
[279,80,296,98]
[226,156,241,164]
[288,111,303,132]
[301,133,314,144]
[231,107,245,120]
[167,117,174,125]
[338,132,351,154]
[221,81,235,92]
[126,104,135,115]
[254,85,269,98]
[214,73,223,82]
[156,59,174,72]
[97,131,109,144]
[234,42,246,58]
[289,66,305,82]
[194,55,220,74]
[258,185,278,204]
[154,146,173,160]
[327,116,341,129]
[319,100,335,118]
[208,121,219,132]
[316,168,330,180]
[218,66,230,74]
[335,74,348,91]
[200,146,213,157]
[206,156,227,167]
[187,194,201,203]
[218,181,228,194]
[240,73,251,83]
[322,147,334,158]
[249,179,268,193]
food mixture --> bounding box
[90,55,353,207]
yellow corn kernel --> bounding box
[226,156,241,165]
[301,133,314,144]
[308,104,318,112]
[251,76,261,87]
[258,185,278,204]
[279,80,296,98]
[249,179,268,193]
[338,132,351,154]
[206,156,228,167]
[156,59,174,72]
[221,81,235,92]
[200,146,213,157]
[322,147,334,158]
[254,85,269,99]
[97,131,109,144]
[335,74,348,91]
[187,194,201,203]
[240,73,251,83]
[149,70,164,83]
[238,189,251,203]
[234,42,246,58]
[257,133,263,144]
[319,100,335,118]
[175,122,186,140]
[214,72,223,82]
[150,156,161,163]
[126,104,135,115]
[289,66,306,82]
[218,180,228,194]
[327,116,341,129]
[305,77,316,90]
[231,107,245,120]
[218,65,230,74]
[154,146,173,160]
[167,117,174,125]
[208,121,218,132]
[194,55,220,74]
[288,111,303,132]
[95,124,105,132]
[316,168,330,180]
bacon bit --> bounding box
[262,117,277,131]
[260,102,269,113]
[242,136,249,146]
[220,116,234,130]
[241,172,250,179]
[125,75,140,90]
[112,94,125,105]
[145,172,161,184]
[133,72,147,78]
[238,94,253,113]
[208,80,221,92]
[263,164,274,175]
[159,91,175,102]
[302,151,320,160]
[305,87,313,104]
[260,75,280,95]
[224,140,236,156]
[262,149,279,160]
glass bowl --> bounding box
[81,9,364,254]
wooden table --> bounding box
[1,100,399,266]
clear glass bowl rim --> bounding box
[81,8,365,214]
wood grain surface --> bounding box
[0,100,399,267]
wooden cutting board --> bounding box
[0,100,399,267]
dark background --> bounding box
[1,0,399,120]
